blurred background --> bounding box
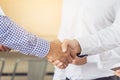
[0,0,62,40]
[0,0,62,80]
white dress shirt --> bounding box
[53,0,120,80]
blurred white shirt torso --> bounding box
[53,0,120,80]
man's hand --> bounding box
[46,40,72,69]
[114,70,120,77]
[72,56,87,65]
[51,39,83,68]
[62,39,81,59]
[53,56,87,68]
[0,45,11,52]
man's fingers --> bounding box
[48,57,68,69]
[48,59,54,63]
[52,60,61,65]
[65,51,72,63]
[60,57,69,67]
[61,40,75,61]
[56,62,66,69]
[52,60,67,69]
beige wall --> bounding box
[0,0,62,40]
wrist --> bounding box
[46,40,61,60]
[46,41,54,59]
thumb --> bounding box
[61,40,69,53]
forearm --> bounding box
[77,24,120,55]
[77,8,120,55]
[0,15,50,57]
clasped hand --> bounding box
[46,39,81,69]
[0,39,81,69]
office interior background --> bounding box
[0,0,62,80]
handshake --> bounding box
[46,39,81,69]
[0,39,81,69]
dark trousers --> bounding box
[66,75,120,80]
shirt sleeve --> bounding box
[76,7,120,55]
[0,15,50,57]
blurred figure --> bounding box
[53,0,120,80]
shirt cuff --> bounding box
[75,36,97,55]
[31,37,50,57]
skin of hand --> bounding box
[62,39,81,59]
[46,40,73,69]
[0,45,11,52]
[53,39,83,68]
[114,70,120,77]
[72,56,87,65]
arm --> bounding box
[61,8,120,56]
[76,8,120,55]
[0,15,49,57]
[0,15,72,68]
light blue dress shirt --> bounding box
[0,15,50,57]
